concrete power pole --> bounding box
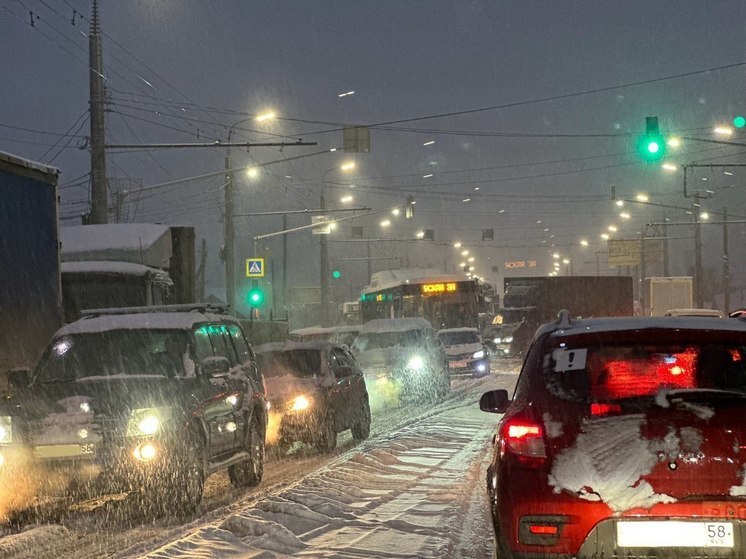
[89,0,108,224]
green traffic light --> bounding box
[734,116,745,129]
[332,270,341,279]
[247,288,264,306]
[637,133,666,162]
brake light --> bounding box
[590,402,621,416]
[500,418,547,466]
[529,525,559,535]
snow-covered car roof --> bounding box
[56,307,238,336]
[333,325,362,333]
[437,327,479,335]
[289,326,334,336]
[359,317,433,334]
[60,261,173,282]
[536,314,746,341]
[266,340,345,353]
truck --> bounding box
[0,151,62,379]
[487,275,634,357]
[644,276,694,316]
[59,223,195,322]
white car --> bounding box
[437,327,490,376]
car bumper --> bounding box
[0,437,183,494]
[448,357,490,376]
[496,490,746,558]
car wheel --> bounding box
[228,419,265,488]
[351,397,371,440]
[316,411,337,452]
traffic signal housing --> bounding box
[637,116,667,162]
[247,279,264,307]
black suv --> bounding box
[2,304,267,516]
[257,341,371,452]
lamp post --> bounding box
[223,113,276,313]
[320,162,355,325]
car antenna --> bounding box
[556,309,572,328]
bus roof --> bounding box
[362,269,471,294]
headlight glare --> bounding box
[127,408,165,437]
[472,350,485,359]
[504,336,514,343]
[0,417,11,444]
[407,355,425,370]
[494,337,501,344]
[291,395,312,411]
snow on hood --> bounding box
[548,414,676,512]
[354,347,412,368]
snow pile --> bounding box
[140,405,496,558]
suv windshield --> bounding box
[544,332,746,402]
[34,329,191,382]
[352,330,422,352]
[439,331,479,346]
[260,349,321,378]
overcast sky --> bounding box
[2,1,745,308]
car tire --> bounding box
[351,397,371,440]
[316,411,337,452]
[228,419,264,488]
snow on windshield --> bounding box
[438,330,479,346]
[353,330,421,352]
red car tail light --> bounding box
[500,418,547,467]
[519,515,569,546]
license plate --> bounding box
[34,443,95,459]
[450,361,467,368]
[617,521,733,548]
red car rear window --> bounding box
[543,329,746,402]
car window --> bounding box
[207,324,238,367]
[332,348,355,377]
[193,326,214,363]
[228,324,252,364]
[543,332,746,403]
[262,350,321,378]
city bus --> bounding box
[359,269,479,330]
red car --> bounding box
[480,311,746,558]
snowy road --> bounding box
[0,361,520,559]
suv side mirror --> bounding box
[201,356,231,378]
[479,389,510,414]
[8,368,30,389]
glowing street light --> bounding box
[601,233,610,240]
[340,161,356,172]
[256,111,276,122]
[461,250,469,256]
[636,194,649,202]
[453,242,462,248]
[553,253,560,259]
[468,257,475,262]
[714,126,734,136]
[662,163,678,172]
[380,219,391,227]
[392,208,401,216]
[608,225,618,232]
[700,212,710,221]
[620,212,630,219]
[667,137,681,148]
[246,167,260,179]
[615,200,624,207]
[340,195,353,204]
[580,239,589,247]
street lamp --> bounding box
[320,161,355,326]
[224,112,276,313]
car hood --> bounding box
[3,376,194,422]
[445,343,483,357]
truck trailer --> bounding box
[488,275,634,356]
[644,276,694,316]
[0,151,61,378]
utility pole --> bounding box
[224,155,235,312]
[89,0,108,224]
[694,211,703,308]
[282,213,288,317]
[723,206,730,312]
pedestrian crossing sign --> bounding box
[246,258,265,277]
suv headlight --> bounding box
[504,336,514,343]
[472,350,485,359]
[290,395,313,412]
[407,355,425,371]
[0,417,12,444]
[127,408,165,437]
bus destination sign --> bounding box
[421,282,458,294]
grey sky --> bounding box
[2,1,745,310]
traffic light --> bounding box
[332,270,341,279]
[405,195,415,219]
[637,116,667,162]
[247,279,264,307]
[734,115,745,129]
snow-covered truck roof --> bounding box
[60,261,173,283]
[0,150,59,183]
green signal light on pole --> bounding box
[247,287,264,306]
[332,270,341,279]
[637,116,667,162]
[734,115,745,128]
